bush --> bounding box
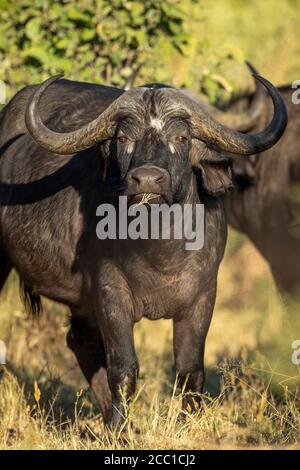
[0,0,189,97]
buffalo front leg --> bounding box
[66,315,112,424]
[173,284,217,413]
[97,281,138,431]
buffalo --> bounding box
[177,63,300,296]
[0,71,287,430]
[223,76,300,296]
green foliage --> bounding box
[1,0,300,105]
[0,0,189,97]
[190,0,300,105]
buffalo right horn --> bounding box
[25,75,145,155]
[181,62,268,132]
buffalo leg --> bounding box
[173,284,217,412]
[97,282,138,431]
[66,315,112,424]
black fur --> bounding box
[19,278,42,316]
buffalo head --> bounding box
[25,71,287,204]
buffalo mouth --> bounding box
[128,192,166,206]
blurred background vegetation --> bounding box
[1,0,300,104]
[0,0,300,449]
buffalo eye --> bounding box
[175,135,187,144]
[118,135,127,144]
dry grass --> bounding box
[0,231,300,450]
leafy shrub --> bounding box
[0,0,189,97]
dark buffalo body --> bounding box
[224,85,300,294]
[0,73,287,429]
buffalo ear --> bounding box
[196,160,235,196]
[191,139,235,196]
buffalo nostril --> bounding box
[155,174,164,183]
[130,167,165,186]
[131,174,142,184]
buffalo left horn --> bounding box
[181,62,268,132]
[172,72,287,155]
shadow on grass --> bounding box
[3,360,101,432]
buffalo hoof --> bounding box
[106,421,141,444]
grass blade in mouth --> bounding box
[135,193,159,206]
